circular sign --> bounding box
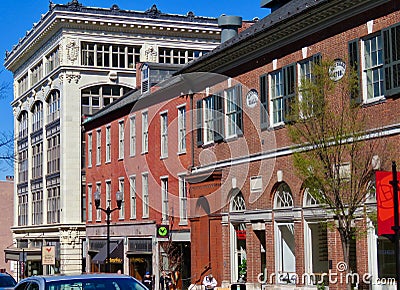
[329,59,346,81]
[157,225,169,237]
[246,89,258,108]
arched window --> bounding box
[231,191,246,212]
[18,111,28,139]
[274,183,293,208]
[31,101,43,132]
[303,188,319,207]
[47,90,60,123]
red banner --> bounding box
[376,171,400,236]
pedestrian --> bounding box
[142,271,153,290]
[160,270,172,290]
[202,274,217,290]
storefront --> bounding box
[89,239,124,273]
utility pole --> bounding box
[390,161,400,290]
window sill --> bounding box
[160,155,168,160]
[177,151,186,156]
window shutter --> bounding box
[348,39,361,103]
[260,75,269,129]
[284,64,296,123]
[196,100,203,146]
[383,24,400,97]
[213,94,224,142]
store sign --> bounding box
[329,59,346,81]
[157,224,169,238]
[236,230,246,240]
[376,171,400,236]
[246,89,258,108]
[42,246,56,265]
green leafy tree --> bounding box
[287,59,394,277]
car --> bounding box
[13,273,148,290]
[0,272,16,290]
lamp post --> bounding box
[94,190,122,273]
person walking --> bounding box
[143,272,153,290]
[160,271,172,290]
[202,274,217,290]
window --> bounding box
[106,125,111,163]
[82,85,131,116]
[18,146,28,183]
[47,90,60,123]
[204,94,224,143]
[226,85,243,138]
[274,183,293,208]
[32,101,43,132]
[270,65,295,125]
[119,121,124,159]
[363,34,384,101]
[18,73,28,95]
[18,111,28,139]
[96,129,101,165]
[81,42,140,69]
[130,115,136,156]
[231,191,246,211]
[18,187,28,226]
[88,184,93,222]
[88,132,93,168]
[177,106,186,154]
[96,183,101,221]
[179,176,187,224]
[298,55,321,117]
[47,186,60,224]
[160,112,168,158]
[158,47,205,64]
[32,142,43,179]
[106,180,111,208]
[142,111,148,153]
[32,189,43,225]
[161,177,169,222]
[260,75,269,129]
[129,176,136,219]
[46,46,60,74]
[47,133,60,174]
[142,173,149,218]
[119,178,125,219]
[31,61,43,86]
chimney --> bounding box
[218,15,242,43]
[260,0,291,12]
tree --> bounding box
[287,60,393,277]
[0,71,14,172]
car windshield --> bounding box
[0,275,17,287]
[46,277,147,290]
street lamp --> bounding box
[94,190,123,273]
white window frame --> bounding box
[96,182,101,221]
[106,180,111,208]
[118,120,124,160]
[270,71,284,126]
[130,115,136,157]
[142,111,148,153]
[96,129,101,165]
[161,176,169,222]
[129,175,136,219]
[203,96,214,144]
[88,132,93,168]
[274,222,296,284]
[362,34,385,103]
[179,175,188,225]
[118,177,125,219]
[177,105,186,154]
[142,172,149,218]
[160,111,168,158]
[106,125,111,163]
[87,184,93,222]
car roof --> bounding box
[28,274,132,282]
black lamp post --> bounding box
[94,190,123,273]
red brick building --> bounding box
[83,63,192,286]
[0,176,14,274]
[175,0,400,290]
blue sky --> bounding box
[0,0,269,179]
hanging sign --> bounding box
[42,246,56,265]
[329,59,346,81]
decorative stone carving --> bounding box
[66,39,79,64]
[142,43,158,63]
[60,228,79,246]
[59,72,81,84]
[145,4,161,18]
[186,11,195,22]
[67,0,82,12]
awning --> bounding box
[91,241,123,264]
[4,247,42,262]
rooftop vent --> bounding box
[218,15,242,43]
